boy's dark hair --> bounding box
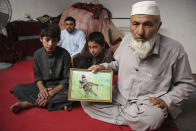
[40,24,60,40]
[64,16,76,23]
[87,32,105,46]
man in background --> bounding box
[58,16,86,63]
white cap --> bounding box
[131,1,160,16]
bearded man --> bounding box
[81,1,196,131]
[58,16,86,65]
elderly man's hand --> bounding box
[148,97,168,113]
[88,65,105,73]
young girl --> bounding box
[73,32,114,68]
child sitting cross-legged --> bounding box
[10,24,74,113]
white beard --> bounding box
[130,34,157,59]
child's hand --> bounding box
[48,89,55,97]
[88,65,105,73]
[47,88,53,91]
[36,96,51,107]
[38,88,49,99]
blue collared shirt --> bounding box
[58,29,86,56]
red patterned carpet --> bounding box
[0,60,179,131]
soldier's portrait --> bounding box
[68,68,113,102]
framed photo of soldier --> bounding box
[68,68,113,102]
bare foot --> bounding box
[10,101,34,113]
[64,105,72,112]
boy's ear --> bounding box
[40,37,43,42]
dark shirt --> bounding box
[33,46,71,88]
[73,48,114,69]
